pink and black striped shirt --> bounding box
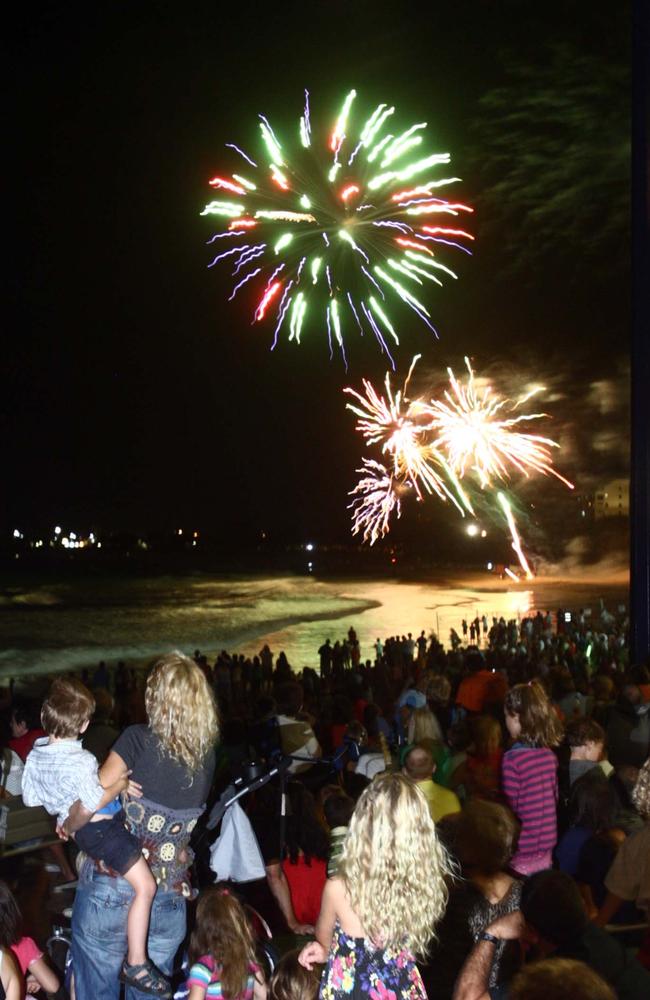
[502,744,558,858]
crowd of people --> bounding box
[0,601,648,1000]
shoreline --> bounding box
[2,570,629,688]
[1,593,383,685]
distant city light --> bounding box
[12,529,21,539]
[466,524,479,537]
[97,542,102,548]
[54,526,61,535]
[481,529,487,538]
[178,529,183,535]
[70,532,76,541]
[487,561,493,570]
[307,561,313,571]
[305,543,314,551]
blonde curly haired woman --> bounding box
[299,772,454,999]
[69,652,219,1000]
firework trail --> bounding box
[201,90,473,365]
[496,492,535,580]
[347,358,573,577]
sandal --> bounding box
[119,959,172,998]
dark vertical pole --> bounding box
[630,3,650,663]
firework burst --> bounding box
[427,358,575,490]
[348,460,402,546]
[347,358,573,578]
[344,357,472,512]
[201,90,473,366]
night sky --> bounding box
[5,1,630,548]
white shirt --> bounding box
[22,737,104,825]
[355,753,387,779]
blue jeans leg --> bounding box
[125,889,186,1000]
[71,873,131,1000]
[71,870,186,1000]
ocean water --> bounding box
[0,571,628,683]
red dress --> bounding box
[282,854,327,925]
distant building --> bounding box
[594,479,629,519]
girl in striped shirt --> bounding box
[186,889,267,1000]
[502,681,563,876]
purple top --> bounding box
[502,744,558,856]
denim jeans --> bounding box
[71,866,186,1000]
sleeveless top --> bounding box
[320,922,426,1000]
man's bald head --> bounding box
[403,745,434,781]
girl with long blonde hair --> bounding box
[187,888,266,1000]
[299,772,454,999]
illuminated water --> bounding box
[0,572,628,681]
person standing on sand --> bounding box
[260,645,273,693]
[318,640,333,679]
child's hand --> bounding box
[127,778,143,798]
[26,975,40,994]
[298,941,327,969]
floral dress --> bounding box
[320,923,426,1000]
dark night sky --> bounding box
[5,1,630,546]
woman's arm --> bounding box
[265,863,314,935]
[1,948,21,1000]
[62,750,130,834]
[95,771,130,810]
[99,750,130,788]
[188,987,207,1000]
[94,749,133,808]
[26,954,60,995]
